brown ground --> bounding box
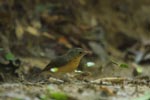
[0,0,150,100]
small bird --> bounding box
[42,48,89,73]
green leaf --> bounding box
[134,92,150,100]
[40,92,68,100]
[136,66,143,74]
[51,92,68,100]
[40,94,48,100]
[5,52,15,61]
[119,63,128,68]
[40,85,68,100]
[111,60,129,68]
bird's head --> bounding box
[66,48,90,59]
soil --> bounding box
[0,0,150,100]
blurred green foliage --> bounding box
[5,52,15,61]
[40,85,68,100]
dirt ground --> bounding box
[0,0,150,100]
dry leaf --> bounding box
[31,20,42,29]
[78,0,86,5]
[26,26,40,36]
[43,32,56,40]
[15,22,24,39]
[58,36,72,48]
[100,86,116,96]
[91,77,127,85]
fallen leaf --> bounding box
[100,86,116,96]
[15,22,24,39]
[91,77,127,85]
[31,20,42,29]
[58,36,72,48]
[26,26,40,36]
[43,32,56,40]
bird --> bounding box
[42,48,89,74]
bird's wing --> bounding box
[42,56,70,71]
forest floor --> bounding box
[0,0,150,100]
